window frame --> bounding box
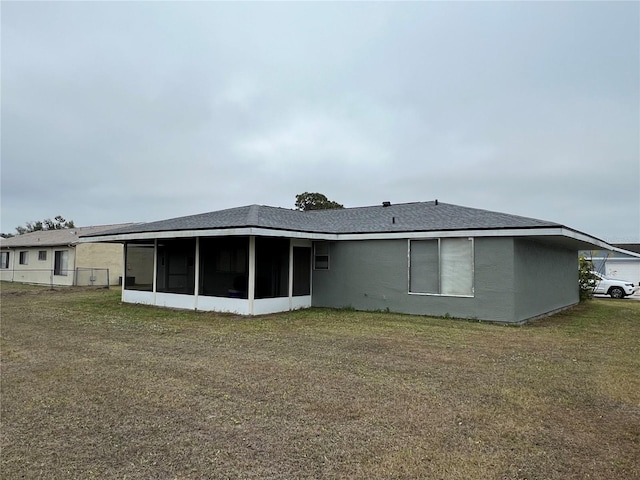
[313,242,330,270]
[38,250,47,261]
[54,250,69,276]
[0,251,9,269]
[408,238,474,297]
[19,251,29,265]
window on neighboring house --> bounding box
[54,250,69,276]
[38,251,47,261]
[314,242,329,270]
[19,251,29,265]
[1,252,9,269]
[409,238,474,296]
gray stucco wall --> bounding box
[312,237,524,323]
[312,237,578,324]
[312,239,408,313]
[513,238,578,322]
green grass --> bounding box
[1,282,639,479]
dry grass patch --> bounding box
[1,282,639,479]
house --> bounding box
[81,201,613,323]
[581,244,640,284]
[1,224,132,286]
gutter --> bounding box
[79,226,613,251]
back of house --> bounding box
[82,201,613,323]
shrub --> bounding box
[578,255,597,301]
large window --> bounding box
[200,237,249,298]
[409,238,474,296]
[54,250,69,276]
[255,237,289,299]
[1,252,9,269]
[157,239,196,295]
[125,242,155,291]
[19,251,29,265]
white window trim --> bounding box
[54,250,69,276]
[0,251,9,269]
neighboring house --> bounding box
[82,201,613,324]
[581,244,640,285]
[1,224,133,286]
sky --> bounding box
[1,1,639,243]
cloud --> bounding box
[1,1,638,242]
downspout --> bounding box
[70,243,76,286]
[51,247,55,287]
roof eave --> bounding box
[1,241,78,249]
[79,225,612,250]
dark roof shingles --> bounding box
[82,202,561,238]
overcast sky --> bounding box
[2,1,638,242]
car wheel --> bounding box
[609,287,625,299]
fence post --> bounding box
[106,268,110,289]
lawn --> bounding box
[1,282,639,479]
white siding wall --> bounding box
[0,247,75,286]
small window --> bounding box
[19,251,29,265]
[38,251,47,261]
[314,242,329,270]
[0,252,9,269]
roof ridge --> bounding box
[247,205,261,225]
[304,200,434,213]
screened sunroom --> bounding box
[122,236,312,315]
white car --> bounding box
[591,271,639,299]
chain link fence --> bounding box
[0,268,110,288]
[75,268,110,286]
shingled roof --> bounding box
[82,202,564,238]
[1,224,134,248]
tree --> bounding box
[14,216,75,235]
[295,192,344,211]
[578,255,598,301]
